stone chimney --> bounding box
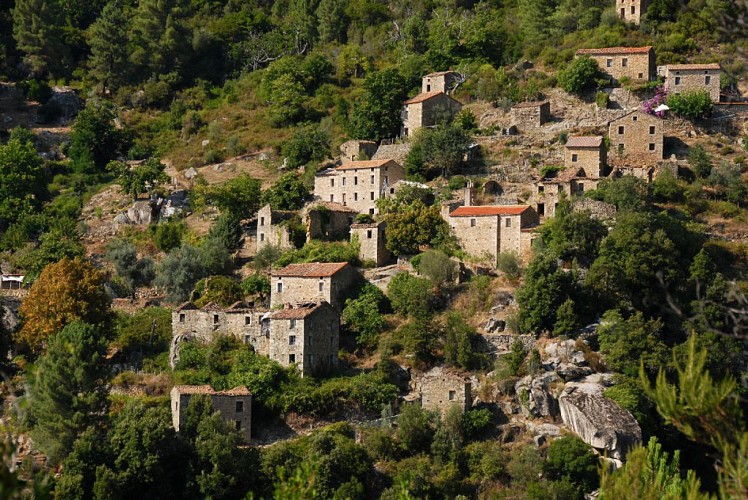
[464,181,474,207]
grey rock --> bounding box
[184,167,198,179]
[515,372,560,418]
[556,363,593,381]
[48,87,81,119]
[127,200,160,225]
[570,351,587,365]
[533,434,546,447]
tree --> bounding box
[443,313,479,370]
[17,222,86,280]
[342,284,387,351]
[587,175,648,212]
[155,243,231,302]
[68,100,126,174]
[105,240,155,297]
[129,0,190,81]
[689,145,712,179]
[0,137,47,230]
[207,214,243,253]
[206,174,262,219]
[28,322,110,465]
[12,0,69,77]
[193,276,243,307]
[516,253,576,333]
[261,173,310,210]
[557,56,600,94]
[418,124,473,177]
[652,169,684,202]
[667,90,713,120]
[281,125,331,169]
[416,250,456,287]
[708,161,747,205]
[553,298,579,337]
[316,0,349,43]
[88,2,130,93]
[348,69,409,141]
[378,196,449,256]
[388,273,434,318]
[543,436,599,496]
[107,158,169,202]
[396,403,434,455]
[541,205,608,266]
[18,257,111,353]
[597,310,669,378]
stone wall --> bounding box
[585,50,654,82]
[413,366,472,414]
[257,204,295,252]
[305,205,356,241]
[609,110,663,159]
[172,303,269,352]
[339,140,378,163]
[482,334,536,354]
[450,215,500,265]
[312,161,405,215]
[422,72,460,93]
[565,146,606,178]
[511,101,550,127]
[663,66,721,102]
[403,93,462,137]
[499,214,522,255]
[270,264,360,310]
[171,388,252,442]
[351,221,392,267]
[617,0,647,24]
[571,198,617,219]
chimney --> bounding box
[464,181,474,207]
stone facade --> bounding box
[313,159,405,215]
[339,140,378,163]
[270,262,360,310]
[172,301,268,348]
[571,198,617,219]
[609,110,663,159]
[576,46,655,83]
[304,202,358,241]
[413,366,472,414]
[448,205,539,265]
[421,71,461,94]
[511,101,550,127]
[256,204,298,252]
[351,221,392,267]
[617,0,648,25]
[268,302,339,377]
[662,64,721,103]
[565,136,607,178]
[534,168,602,218]
[401,92,462,137]
[171,385,252,442]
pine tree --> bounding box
[88,2,130,94]
[28,322,110,465]
[553,299,579,337]
[12,0,70,77]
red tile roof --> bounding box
[512,100,549,109]
[576,46,653,55]
[566,136,604,148]
[450,205,530,217]
[665,63,720,71]
[270,302,328,320]
[272,262,349,277]
[336,159,395,171]
[404,91,445,104]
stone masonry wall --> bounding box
[588,52,653,82]
[664,67,721,102]
[511,102,550,127]
[270,265,359,310]
[351,222,391,267]
[609,111,663,158]
[312,161,405,215]
[565,146,606,177]
[450,215,500,265]
[172,391,252,442]
[415,367,472,414]
[268,306,339,377]
[617,0,647,24]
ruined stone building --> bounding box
[270,262,360,310]
[447,204,539,265]
[171,385,252,442]
[350,220,392,267]
[256,204,300,252]
[339,140,378,163]
[510,101,551,128]
[172,301,268,347]
[268,302,339,377]
[313,159,405,215]
[411,366,472,414]
[401,91,462,137]
[421,71,461,94]
[662,63,721,102]
[534,167,603,218]
[303,202,358,242]
[617,0,648,25]
[576,46,655,83]
[564,136,607,177]
[608,110,664,161]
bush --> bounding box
[387,273,434,317]
[417,250,456,287]
[193,275,243,307]
[152,221,185,252]
[557,56,600,94]
[543,436,600,495]
[342,284,387,351]
[595,91,609,109]
[497,252,521,280]
[667,90,713,120]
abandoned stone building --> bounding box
[256,204,300,253]
[172,301,268,348]
[421,71,461,94]
[313,159,405,215]
[447,204,539,265]
[617,0,648,25]
[534,167,602,218]
[303,201,358,242]
[171,385,252,442]
[609,110,664,160]
[576,46,655,83]
[339,139,378,163]
[270,262,360,310]
[401,91,462,137]
[268,302,339,377]
[662,63,721,102]
[510,101,551,127]
[564,136,607,177]
[350,220,392,267]
[411,366,472,414]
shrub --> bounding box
[557,56,600,94]
[417,250,456,287]
[667,90,713,119]
[595,91,609,109]
[152,221,185,252]
[387,273,434,317]
[543,436,600,495]
[497,252,521,280]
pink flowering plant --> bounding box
[642,86,668,117]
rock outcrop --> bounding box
[515,372,560,418]
[559,383,642,460]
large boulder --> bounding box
[127,199,161,225]
[47,86,81,119]
[559,384,642,460]
[515,372,560,418]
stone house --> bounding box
[662,63,721,102]
[268,302,339,377]
[421,71,461,94]
[576,46,655,83]
[609,110,663,160]
[256,204,300,252]
[510,101,551,127]
[339,140,378,163]
[565,136,607,177]
[313,159,405,215]
[172,301,268,349]
[171,385,252,442]
[270,262,360,310]
[401,91,462,137]
[303,201,358,241]
[534,167,602,218]
[617,0,648,25]
[350,220,392,267]
[448,204,539,265]
[412,366,472,414]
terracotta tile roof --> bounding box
[665,63,720,71]
[270,302,327,319]
[200,302,223,312]
[566,136,604,148]
[576,46,653,55]
[336,159,394,171]
[173,385,252,396]
[272,262,349,277]
[512,100,549,109]
[404,91,445,104]
[450,205,530,217]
